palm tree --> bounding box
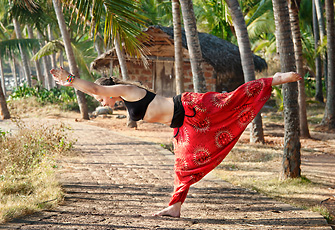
[179,0,206,93]
[0,56,10,119]
[27,25,43,83]
[52,0,89,120]
[272,0,301,179]
[313,0,324,103]
[225,0,265,143]
[172,0,184,95]
[12,17,32,87]
[321,0,335,129]
[288,0,310,138]
[314,0,327,100]
[0,57,6,96]
[0,80,10,119]
[114,33,137,128]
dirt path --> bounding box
[0,119,331,229]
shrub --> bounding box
[0,119,75,223]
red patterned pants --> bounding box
[169,78,273,206]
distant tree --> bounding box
[313,0,324,103]
[0,62,10,119]
[321,0,335,129]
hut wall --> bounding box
[123,60,217,96]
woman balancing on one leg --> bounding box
[50,67,301,218]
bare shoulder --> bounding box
[115,85,147,101]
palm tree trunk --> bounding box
[172,0,184,95]
[321,0,335,129]
[27,26,43,84]
[0,81,10,119]
[179,0,206,93]
[48,25,57,88]
[10,52,18,88]
[314,0,328,93]
[0,58,10,120]
[114,34,129,80]
[52,0,89,120]
[272,0,301,179]
[288,0,311,138]
[37,31,51,88]
[313,0,324,103]
[226,0,265,143]
[0,57,6,96]
[12,18,31,87]
[114,33,137,128]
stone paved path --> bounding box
[0,119,331,229]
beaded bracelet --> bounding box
[66,74,75,83]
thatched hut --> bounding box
[91,25,267,97]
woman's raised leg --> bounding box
[271,72,302,86]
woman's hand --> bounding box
[50,67,73,86]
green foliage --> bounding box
[0,128,7,138]
[272,86,283,111]
[8,84,99,112]
[303,73,326,98]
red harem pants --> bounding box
[169,78,273,206]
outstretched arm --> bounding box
[50,67,130,98]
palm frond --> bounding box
[64,0,149,64]
[0,38,40,59]
[31,40,63,61]
[71,42,94,80]
[247,11,275,39]
[246,0,273,27]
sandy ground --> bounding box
[0,109,334,229]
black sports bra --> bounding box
[122,90,156,121]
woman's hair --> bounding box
[94,77,117,86]
[94,76,153,92]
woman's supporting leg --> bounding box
[153,202,182,218]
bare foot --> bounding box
[271,72,302,86]
[153,202,181,218]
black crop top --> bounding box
[122,90,156,121]
[170,94,185,128]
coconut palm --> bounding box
[172,0,184,95]
[179,0,206,93]
[52,0,89,120]
[0,56,10,119]
[288,0,310,138]
[313,0,323,103]
[313,0,325,102]
[272,0,301,179]
[8,0,32,87]
[65,0,147,63]
[225,0,265,143]
[321,0,335,129]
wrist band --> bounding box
[66,74,75,83]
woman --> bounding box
[51,67,301,218]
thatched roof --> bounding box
[91,25,267,76]
[156,26,267,74]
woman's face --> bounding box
[94,95,119,107]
